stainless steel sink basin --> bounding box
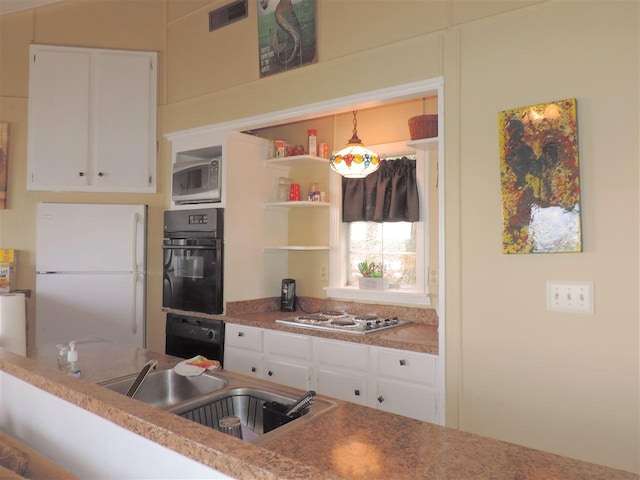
[99,369,227,409]
[171,387,336,445]
[99,368,337,445]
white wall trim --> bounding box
[165,78,443,141]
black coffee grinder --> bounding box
[280,278,296,312]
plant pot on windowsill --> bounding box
[358,277,390,290]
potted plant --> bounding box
[357,261,389,290]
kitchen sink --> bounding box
[171,387,336,445]
[99,368,337,445]
[99,369,227,409]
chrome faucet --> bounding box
[126,360,158,398]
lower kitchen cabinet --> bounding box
[266,359,312,390]
[317,369,368,405]
[372,346,439,422]
[224,349,264,379]
[316,338,369,405]
[375,380,438,422]
[224,324,264,378]
[223,324,441,424]
[264,330,313,390]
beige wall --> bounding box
[452,1,638,472]
[0,0,637,474]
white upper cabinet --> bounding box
[27,44,157,192]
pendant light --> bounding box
[330,110,380,178]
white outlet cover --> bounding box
[547,281,594,314]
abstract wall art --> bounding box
[499,98,582,254]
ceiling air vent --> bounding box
[209,0,248,32]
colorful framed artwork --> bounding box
[257,0,316,78]
[498,98,582,254]
[0,122,8,210]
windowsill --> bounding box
[324,286,432,307]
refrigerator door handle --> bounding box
[132,212,139,273]
[131,212,139,335]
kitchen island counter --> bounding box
[2,341,635,480]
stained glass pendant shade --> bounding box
[330,111,380,178]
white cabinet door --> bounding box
[27,44,156,193]
[316,338,369,404]
[224,349,264,379]
[375,380,438,423]
[266,359,312,390]
[224,324,264,377]
[27,47,91,188]
[317,369,367,405]
[93,52,155,189]
[372,346,439,423]
[263,330,312,389]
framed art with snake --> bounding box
[258,0,316,77]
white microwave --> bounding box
[172,158,222,205]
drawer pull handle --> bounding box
[354,389,360,396]
[78,172,85,177]
[238,332,244,337]
[251,366,256,373]
[399,359,406,366]
[268,370,273,376]
[377,395,384,403]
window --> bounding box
[347,221,417,287]
[326,141,435,306]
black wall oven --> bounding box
[163,208,224,314]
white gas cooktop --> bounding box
[275,311,411,335]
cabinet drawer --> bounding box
[225,324,263,352]
[375,348,437,386]
[265,331,312,360]
[317,339,369,372]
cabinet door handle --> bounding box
[268,370,273,377]
[377,395,384,403]
[354,389,360,396]
[251,366,256,373]
[399,359,406,366]
[238,332,244,337]
[98,172,104,177]
[78,172,84,177]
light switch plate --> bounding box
[547,281,594,314]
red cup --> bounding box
[289,183,300,201]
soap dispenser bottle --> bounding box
[66,341,83,378]
[56,343,69,371]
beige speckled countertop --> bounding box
[166,296,441,355]
[0,340,635,479]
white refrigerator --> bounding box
[35,203,147,347]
